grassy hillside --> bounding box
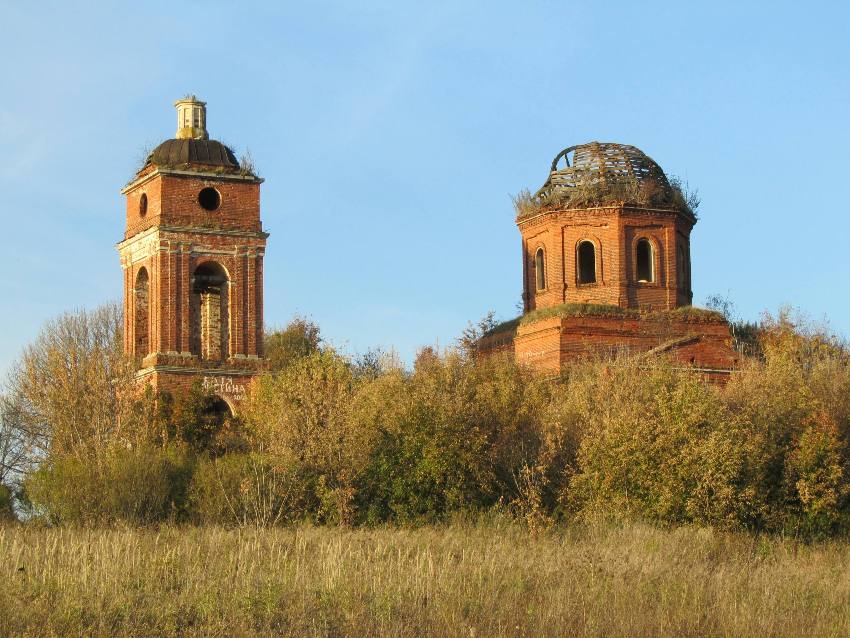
[2,521,850,637]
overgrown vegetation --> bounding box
[127,141,258,181]
[705,292,764,356]
[513,175,700,220]
[484,303,726,338]
[238,148,259,177]
[4,522,850,637]
[0,305,847,538]
[264,315,322,371]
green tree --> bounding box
[244,349,360,523]
[264,317,321,372]
[356,352,539,524]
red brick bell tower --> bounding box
[117,96,267,409]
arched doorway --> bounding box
[204,395,233,425]
[183,393,236,454]
[191,262,230,360]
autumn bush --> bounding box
[25,442,192,525]
[565,311,850,536]
[0,484,13,521]
[238,348,545,525]
[189,453,312,527]
[566,361,755,528]
[348,351,544,524]
[4,304,850,538]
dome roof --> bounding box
[145,138,239,171]
[537,142,670,198]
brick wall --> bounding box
[124,170,261,239]
[136,368,261,412]
[519,205,694,312]
[510,314,740,375]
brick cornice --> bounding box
[117,224,269,250]
[135,366,262,379]
[517,205,695,232]
[122,167,263,194]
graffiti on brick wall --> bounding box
[202,376,247,401]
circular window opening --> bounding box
[139,193,148,217]
[198,187,221,211]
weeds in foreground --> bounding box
[2,522,849,637]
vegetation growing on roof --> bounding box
[662,305,727,323]
[513,176,699,221]
[514,142,700,221]
[238,149,259,177]
[480,316,521,338]
[484,303,725,338]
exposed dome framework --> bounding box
[535,141,672,202]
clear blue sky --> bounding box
[1,1,848,374]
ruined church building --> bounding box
[119,99,738,411]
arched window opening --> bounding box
[636,238,654,283]
[535,248,546,291]
[139,193,148,217]
[134,268,149,361]
[191,262,230,361]
[187,395,234,454]
[578,241,597,284]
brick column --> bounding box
[255,250,264,357]
[664,225,672,309]
[554,227,563,304]
[123,262,131,355]
[200,291,222,360]
[521,237,529,312]
[180,246,191,354]
[148,251,158,354]
[617,212,629,307]
[231,249,244,356]
[246,250,257,356]
[167,244,177,352]
[156,244,170,353]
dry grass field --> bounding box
[2,522,850,637]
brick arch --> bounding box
[575,236,603,285]
[191,260,231,361]
[134,266,150,362]
[209,394,235,418]
[192,255,234,279]
[533,244,547,292]
[631,234,663,285]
